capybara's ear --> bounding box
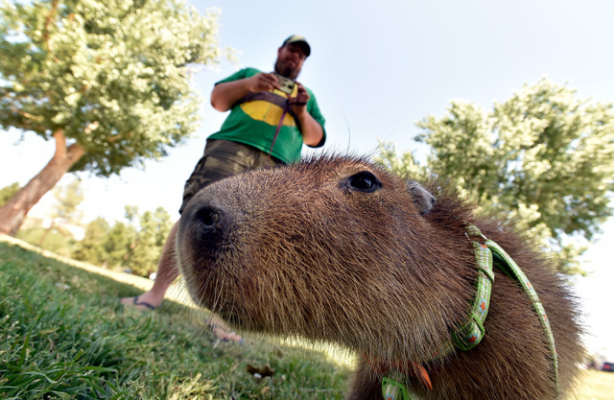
[407,181,436,215]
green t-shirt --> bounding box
[207,68,326,164]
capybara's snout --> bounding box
[176,173,270,316]
[179,170,267,259]
[183,202,228,251]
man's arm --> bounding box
[211,73,281,112]
[291,83,324,147]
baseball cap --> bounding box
[282,35,311,57]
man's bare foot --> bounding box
[119,292,163,311]
[120,293,242,343]
[207,315,243,343]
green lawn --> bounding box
[0,237,351,399]
[0,236,611,399]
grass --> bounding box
[0,236,612,399]
[571,369,614,400]
[0,237,352,399]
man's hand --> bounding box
[247,73,281,93]
[289,82,323,147]
[289,82,310,117]
[211,73,281,111]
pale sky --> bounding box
[1,0,613,358]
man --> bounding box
[120,35,326,342]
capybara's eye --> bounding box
[346,171,382,193]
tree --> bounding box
[9,178,83,255]
[16,222,75,257]
[125,206,172,275]
[0,182,21,207]
[102,220,136,268]
[375,78,614,274]
[38,177,83,247]
[72,217,110,266]
[72,205,172,275]
[0,0,224,235]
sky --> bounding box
[1,0,613,359]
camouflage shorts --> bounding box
[179,139,284,214]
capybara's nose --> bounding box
[195,205,222,230]
[188,204,228,248]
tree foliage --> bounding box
[0,182,21,206]
[102,220,136,268]
[72,205,172,276]
[38,177,84,245]
[375,78,614,274]
[124,206,172,275]
[71,216,109,265]
[0,0,224,235]
[10,178,83,255]
[16,222,76,257]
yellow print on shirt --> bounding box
[240,86,298,127]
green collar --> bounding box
[451,224,495,352]
[381,224,560,399]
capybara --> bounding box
[176,155,584,400]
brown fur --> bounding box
[176,155,584,400]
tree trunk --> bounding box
[0,130,85,236]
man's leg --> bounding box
[120,219,180,310]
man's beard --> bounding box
[274,59,300,80]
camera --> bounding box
[273,73,296,95]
